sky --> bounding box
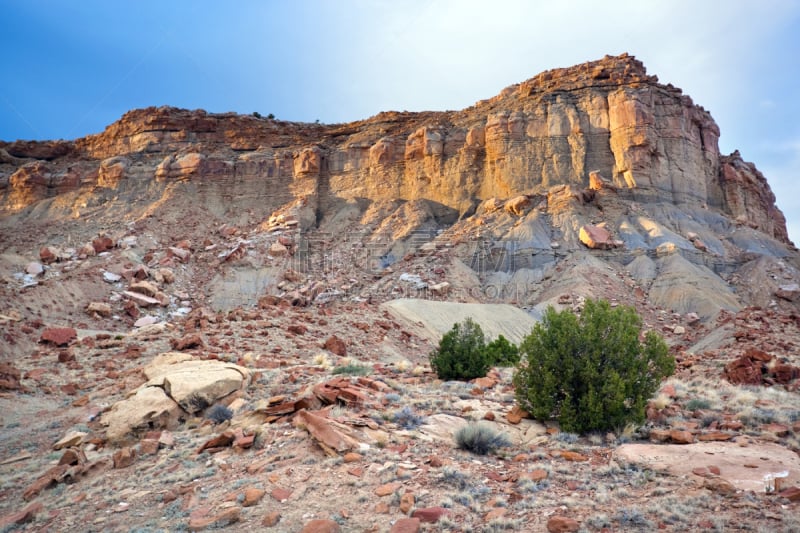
[1,0,799,242]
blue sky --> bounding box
[2,0,799,242]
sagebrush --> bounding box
[454,422,511,455]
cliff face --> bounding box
[0,54,789,245]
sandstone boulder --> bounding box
[144,358,250,414]
[0,362,22,390]
[504,195,531,216]
[102,353,250,442]
[101,385,184,444]
[579,224,614,249]
[615,441,800,492]
[86,302,112,317]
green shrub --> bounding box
[331,362,371,376]
[454,422,511,455]
[685,398,711,411]
[486,334,520,366]
[513,299,674,433]
[430,318,491,380]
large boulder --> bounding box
[579,224,614,250]
[143,353,250,414]
[101,353,250,443]
[101,386,183,444]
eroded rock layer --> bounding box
[0,54,788,244]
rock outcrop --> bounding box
[0,54,788,247]
[1,54,797,324]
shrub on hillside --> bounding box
[206,404,233,424]
[430,318,490,380]
[513,299,674,433]
[485,334,520,366]
[454,422,511,455]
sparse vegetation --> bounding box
[454,422,511,455]
[485,334,519,366]
[685,398,711,411]
[331,362,371,376]
[205,403,233,424]
[513,298,675,433]
[393,406,426,430]
[430,318,491,380]
[430,318,520,380]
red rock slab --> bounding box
[92,236,115,253]
[123,291,161,307]
[762,423,790,437]
[669,429,694,444]
[293,409,359,456]
[412,507,449,523]
[112,447,136,468]
[356,376,390,392]
[616,441,800,492]
[547,515,580,532]
[558,451,589,462]
[579,224,614,249]
[242,487,265,507]
[323,335,347,356]
[400,492,415,514]
[23,464,69,500]
[171,333,204,350]
[40,327,77,346]
[0,362,21,390]
[697,432,733,442]
[484,507,508,521]
[390,517,420,533]
[299,519,340,533]
[375,482,401,496]
[778,486,800,502]
[196,430,235,453]
[0,501,43,528]
[187,507,239,531]
[262,511,281,527]
[506,405,528,424]
[39,246,59,263]
[520,468,549,482]
[270,487,292,502]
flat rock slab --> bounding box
[145,359,250,414]
[381,299,538,345]
[101,386,183,444]
[102,353,250,442]
[615,441,800,492]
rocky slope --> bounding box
[1,54,800,532]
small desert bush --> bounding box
[454,422,511,455]
[430,318,520,380]
[205,404,233,424]
[393,406,426,430]
[331,362,371,376]
[685,398,711,411]
[514,299,674,433]
[439,467,471,489]
[430,318,491,380]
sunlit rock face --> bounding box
[0,54,789,247]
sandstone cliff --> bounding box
[0,54,788,244]
[1,54,796,322]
